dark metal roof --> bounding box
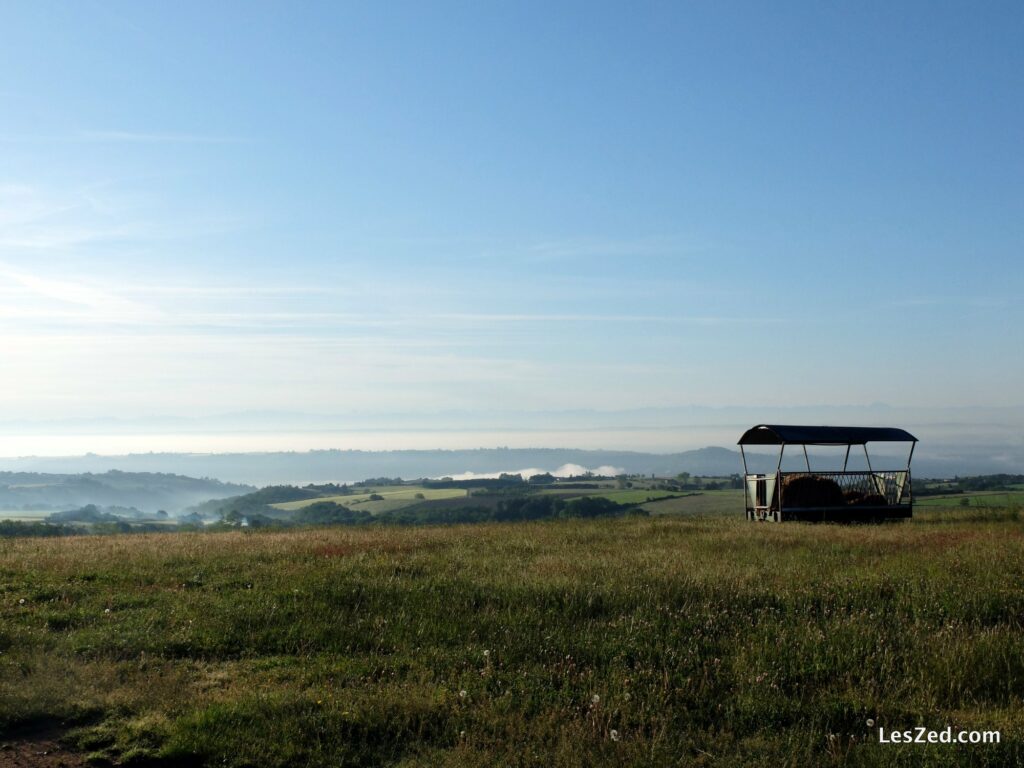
[737,424,918,446]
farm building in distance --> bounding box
[739,424,917,522]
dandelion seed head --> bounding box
[591,694,600,705]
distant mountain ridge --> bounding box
[0,470,255,513]
[0,446,1015,486]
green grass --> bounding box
[640,489,742,516]
[2,511,1023,765]
[540,486,729,506]
[273,487,467,515]
[916,491,1024,508]
[564,489,694,505]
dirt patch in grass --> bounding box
[0,721,86,768]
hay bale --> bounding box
[845,491,889,506]
[782,474,845,508]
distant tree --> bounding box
[0,520,78,538]
[527,473,556,485]
[294,502,372,526]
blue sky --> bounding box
[1,1,1022,440]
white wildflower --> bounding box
[459,690,467,699]
[867,718,875,727]
[18,598,25,605]
[610,729,620,742]
[591,694,600,705]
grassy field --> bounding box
[568,489,693,505]
[915,491,1024,508]
[272,487,468,515]
[640,489,741,516]
[2,510,1023,766]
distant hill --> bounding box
[0,445,1008,486]
[0,448,745,486]
[0,470,254,513]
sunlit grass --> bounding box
[272,487,467,514]
[916,492,1024,508]
[2,511,1022,765]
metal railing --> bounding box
[745,470,911,511]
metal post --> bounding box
[777,444,785,513]
[906,441,916,509]
[802,444,811,472]
[842,444,850,471]
[863,444,874,473]
[740,445,749,512]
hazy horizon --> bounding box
[0,405,1019,467]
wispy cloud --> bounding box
[0,184,81,228]
[0,183,150,252]
[0,224,142,250]
[0,264,156,322]
[0,131,246,145]
[523,235,710,263]
[78,130,247,144]
[424,312,783,326]
[0,180,247,258]
[892,296,1011,309]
